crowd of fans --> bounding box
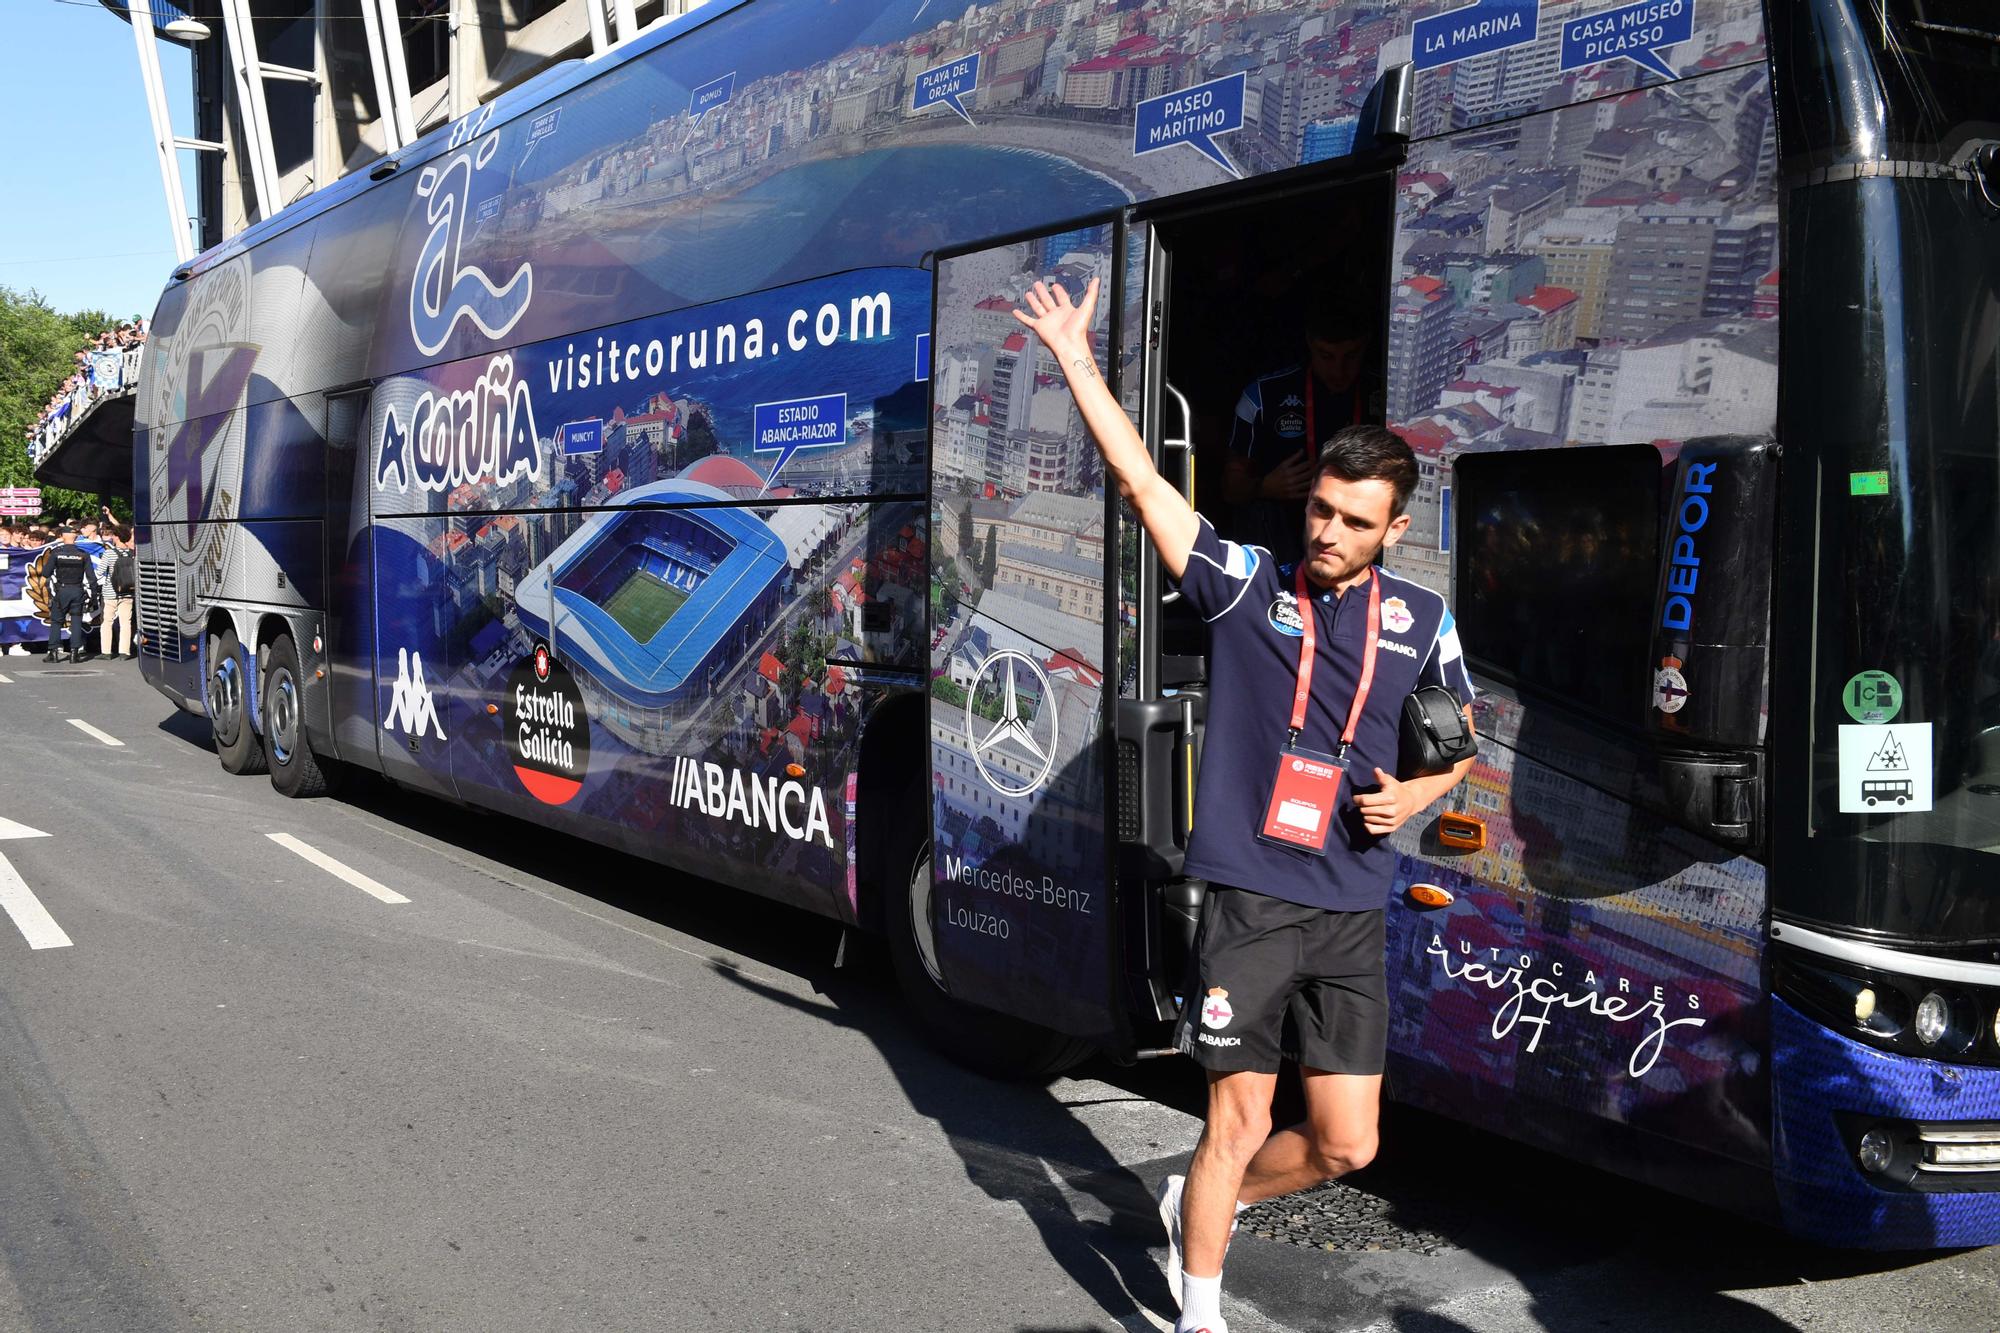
[28,319,148,465]
[0,513,139,660]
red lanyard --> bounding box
[1303,376,1362,462]
[1287,563,1380,757]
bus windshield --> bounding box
[1791,169,2000,940]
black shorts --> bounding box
[1172,885,1387,1076]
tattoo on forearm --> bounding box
[1071,356,1097,379]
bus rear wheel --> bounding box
[263,634,333,799]
[207,625,267,776]
[886,822,1094,1082]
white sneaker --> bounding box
[1155,1173,1185,1309]
[1175,1320,1227,1333]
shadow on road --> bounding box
[140,710,1980,1332]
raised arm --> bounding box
[1012,278,1199,579]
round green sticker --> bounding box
[1843,670,1903,724]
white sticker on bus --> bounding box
[1837,722,1933,813]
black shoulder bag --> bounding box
[1400,686,1477,777]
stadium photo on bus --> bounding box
[130,0,2000,1253]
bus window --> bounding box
[1453,445,1662,727]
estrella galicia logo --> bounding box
[1267,591,1304,637]
[408,131,533,357]
[967,649,1058,798]
[505,642,590,804]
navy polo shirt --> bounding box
[1175,515,1474,912]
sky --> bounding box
[0,0,197,320]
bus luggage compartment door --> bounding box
[925,220,1135,1049]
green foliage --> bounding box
[0,287,124,521]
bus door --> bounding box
[925,218,1136,1048]
[366,384,457,799]
[1395,438,1781,1185]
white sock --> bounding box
[1179,1273,1223,1332]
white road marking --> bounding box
[266,832,410,904]
[0,672,12,684]
[66,719,124,747]
[0,851,73,950]
[0,817,51,842]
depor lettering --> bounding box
[1661,461,1716,630]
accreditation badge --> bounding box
[1256,744,1343,855]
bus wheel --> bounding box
[886,824,1094,1082]
[263,634,332,799]
[207,626,267,776]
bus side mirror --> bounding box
[1647,434,1779,749]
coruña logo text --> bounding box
[377,353,542,494]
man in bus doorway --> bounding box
[1014,278,1473,1333]
[1220,301,1382,566]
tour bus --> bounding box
[133,0,2000,1249]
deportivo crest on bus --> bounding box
[408,129,533,357]
[376,353,542,494]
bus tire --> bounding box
[207,625,267,776]
[886,819,1095,1082]
[263,634,331,799]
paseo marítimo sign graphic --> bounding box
[1134,73,1246,176]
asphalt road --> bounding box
[1,658,1996,1333]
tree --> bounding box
[0,287,128,521]
[683,410,720,463]
[980,526,998,588]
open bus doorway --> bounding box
[1142,173,1397,671]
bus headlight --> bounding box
[1915,991,1950,1046]
[1854,986,1877,1024]
[1992,1006,2000,1052]
[1858,1127,1895,1174]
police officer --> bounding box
[45,527,99,665]
[1220,304,1381,565]
[1016,277,1473,1333]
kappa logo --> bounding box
[1382,596,1415,636]
[967,649,1059,797]
[1200,987,1234,1030]
[383,647,446,740]
[1267,592,1304,637]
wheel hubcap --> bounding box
[907,846,943,988]
[269,668,296,765]
[211,653,240,746]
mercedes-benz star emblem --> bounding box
[967,649,1059,798]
